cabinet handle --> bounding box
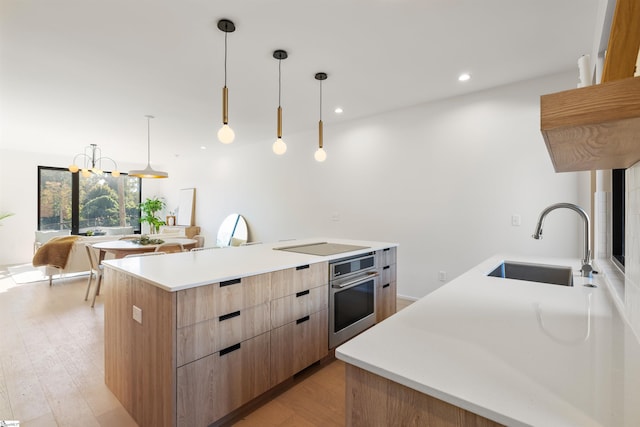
[296,315,310,324]
[220,278,241,287]
[296,265,310,271]
[383,283,390,288]
[219,310,241,322]
[383,266,390,270]
[296,290,310,298]
[383,248,390,252]
[219,343,241,356]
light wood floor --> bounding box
[0,266,413,427]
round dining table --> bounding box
[93,238,197,262]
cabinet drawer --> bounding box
[270,285,327,329]
[376,247,397,267]
[176,272,271,328]
[376,281,397,323]
[177,302,270,367]
[177,332,271,427]
[270,309,328,386]
[270,262,328,299]
[378,264,397,287]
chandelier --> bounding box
[68,144,120,177]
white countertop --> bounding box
[336,254,640,427]
[102,238,397,292]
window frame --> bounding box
[37,166,142,235]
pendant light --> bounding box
[217,19,236,144]
[272,49,288,155]
[314,72,328,162]
[129,115,169,179]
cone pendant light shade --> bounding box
[129,115,168,179]
[217,19,235,144]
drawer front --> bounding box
[177,302,270,366]
[177,332,271,427]
[378,263,397,287]
[270,309,329,386]
[270,262,328,299]
[376,281,397,323]
[376,247,397,267]
[177,272,271,328]
[270,285,327,329]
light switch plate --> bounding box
[132,305,142,324]
[511,214,521,227]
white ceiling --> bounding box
[0,0,600,163]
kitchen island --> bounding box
[336,255,640,426]
[101,238,397,427]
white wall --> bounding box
[0,71,589,298]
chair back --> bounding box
[190,246,219,252]
[193,234,205,248]
[85,244,100,271]
[124,252,166,258]
[155,243,184,253]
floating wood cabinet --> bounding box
[540,76,640,172]
[104,261,330,427]
[376,247,397,322]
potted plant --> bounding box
[0,212,13,225]
[139,197,166,234]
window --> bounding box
[612,168,625,268]
[38,166,142,234]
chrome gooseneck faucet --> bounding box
[532,203,593,278]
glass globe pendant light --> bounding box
[272,50,288,155]
[314,72,328,162]
[217,19,235,144]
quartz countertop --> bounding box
[102,238,396,292]
[336,254,640,427]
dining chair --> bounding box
[190,246,219,252]
[154,242,184,253]
[193,234,205,248]
[119,236,139,240]
[124,252,166,258]
[85,245,103,308]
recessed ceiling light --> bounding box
[334,107,343,114]
[458,73,471,82]
[200,146,207,150]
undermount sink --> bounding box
[488,261,573,287]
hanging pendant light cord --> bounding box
[278,59,282,107]
[319,79,323,121]
[146,116,152,165]
[224,31,228,87]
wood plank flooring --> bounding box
[0,265,414,427]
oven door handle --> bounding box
[331,271,378,289]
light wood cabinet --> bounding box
[270,309,328,386]
[270,262,327,299]
[177,302,270,366]
[539,0,640,172]
[270,285,327,329]
[376,248,397,323]
[105,260,333,427]
[177,332,271,427]
[270,262,329,387]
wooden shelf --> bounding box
[540,0,640,172]
[541,76,640,172]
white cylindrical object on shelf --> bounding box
[578,54,592,88]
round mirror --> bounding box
[216,214,248,247]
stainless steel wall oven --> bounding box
[329,252,377,348]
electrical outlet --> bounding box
[330,212,340,222]
[511,214,521,227]
[438,271,446,282]
[132,305,142,324]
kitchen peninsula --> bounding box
[336,255,640,426]
[101,238,397,427]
